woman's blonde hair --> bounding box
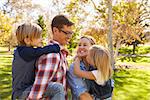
[89,45,113,84]
[80,35,96,45]
[16,23,42,46]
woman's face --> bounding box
[86,50,94,66]
[77,38,92,58]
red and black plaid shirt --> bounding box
[27,41,68,100]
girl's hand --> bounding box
[74,56,81,62]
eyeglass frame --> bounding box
[60,29,74,35]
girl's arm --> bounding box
[74,57,96,80]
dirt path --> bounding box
[116,62,150,70]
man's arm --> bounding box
[18,44,60,62]
[27,53,60,100]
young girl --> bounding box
[12,23,62,99]
[67,35,96,100]
[74,45,113,100]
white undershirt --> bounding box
[91,70,104,85]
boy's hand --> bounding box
[37,42,42,47]
[59,45,70,56]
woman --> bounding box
[67,35,95,100]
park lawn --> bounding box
[0,50,13,100]
[0,47,150,100]
[113,69,150,100]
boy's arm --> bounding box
[73,57,96,80]
[18,44,60,62]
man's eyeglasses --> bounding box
[60,29,74,35]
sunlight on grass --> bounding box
[113,69,150,100]
[0,47,13,100]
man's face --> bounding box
[53,25,73,45]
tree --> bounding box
[112,1,146,56]
[84,27,107,45]
[107,0,115,68]
[0,11,15,51]
[64,0,149,63]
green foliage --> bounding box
[64,1,83,53]
[67,32,79,53]
[37,15,47,45]
[113,69,150,100]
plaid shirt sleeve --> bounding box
[27,53,60,100]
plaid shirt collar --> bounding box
[49,40,69,57]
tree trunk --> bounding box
[8,42,11,52]
[107,0,115,69]
[133,43,136,55]
[114,39,122,60]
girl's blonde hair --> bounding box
[89,45,113,84]
[16,23,42,46]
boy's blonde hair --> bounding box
[89,45,113,84]
[16,23,42,46]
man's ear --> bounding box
[53,27,59,34]
[24,38,31,45]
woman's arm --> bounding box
[73,57,96,80]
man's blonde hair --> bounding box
[16,23,42,45]
[89,45,113,84]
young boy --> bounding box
[12,23,61,99]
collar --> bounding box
[49,40,69,57]
[49,40,60,45]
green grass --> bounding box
[118,56,150,63]
[0,51,12,100]
[118,45,150,63]
[0,47,150,100]
[118,45,150,55]
[113,69,150,100]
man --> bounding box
[27,15,74,100]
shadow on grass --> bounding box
[0,51,9,53]
[0,51,13,55]
[0,64,12,100]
